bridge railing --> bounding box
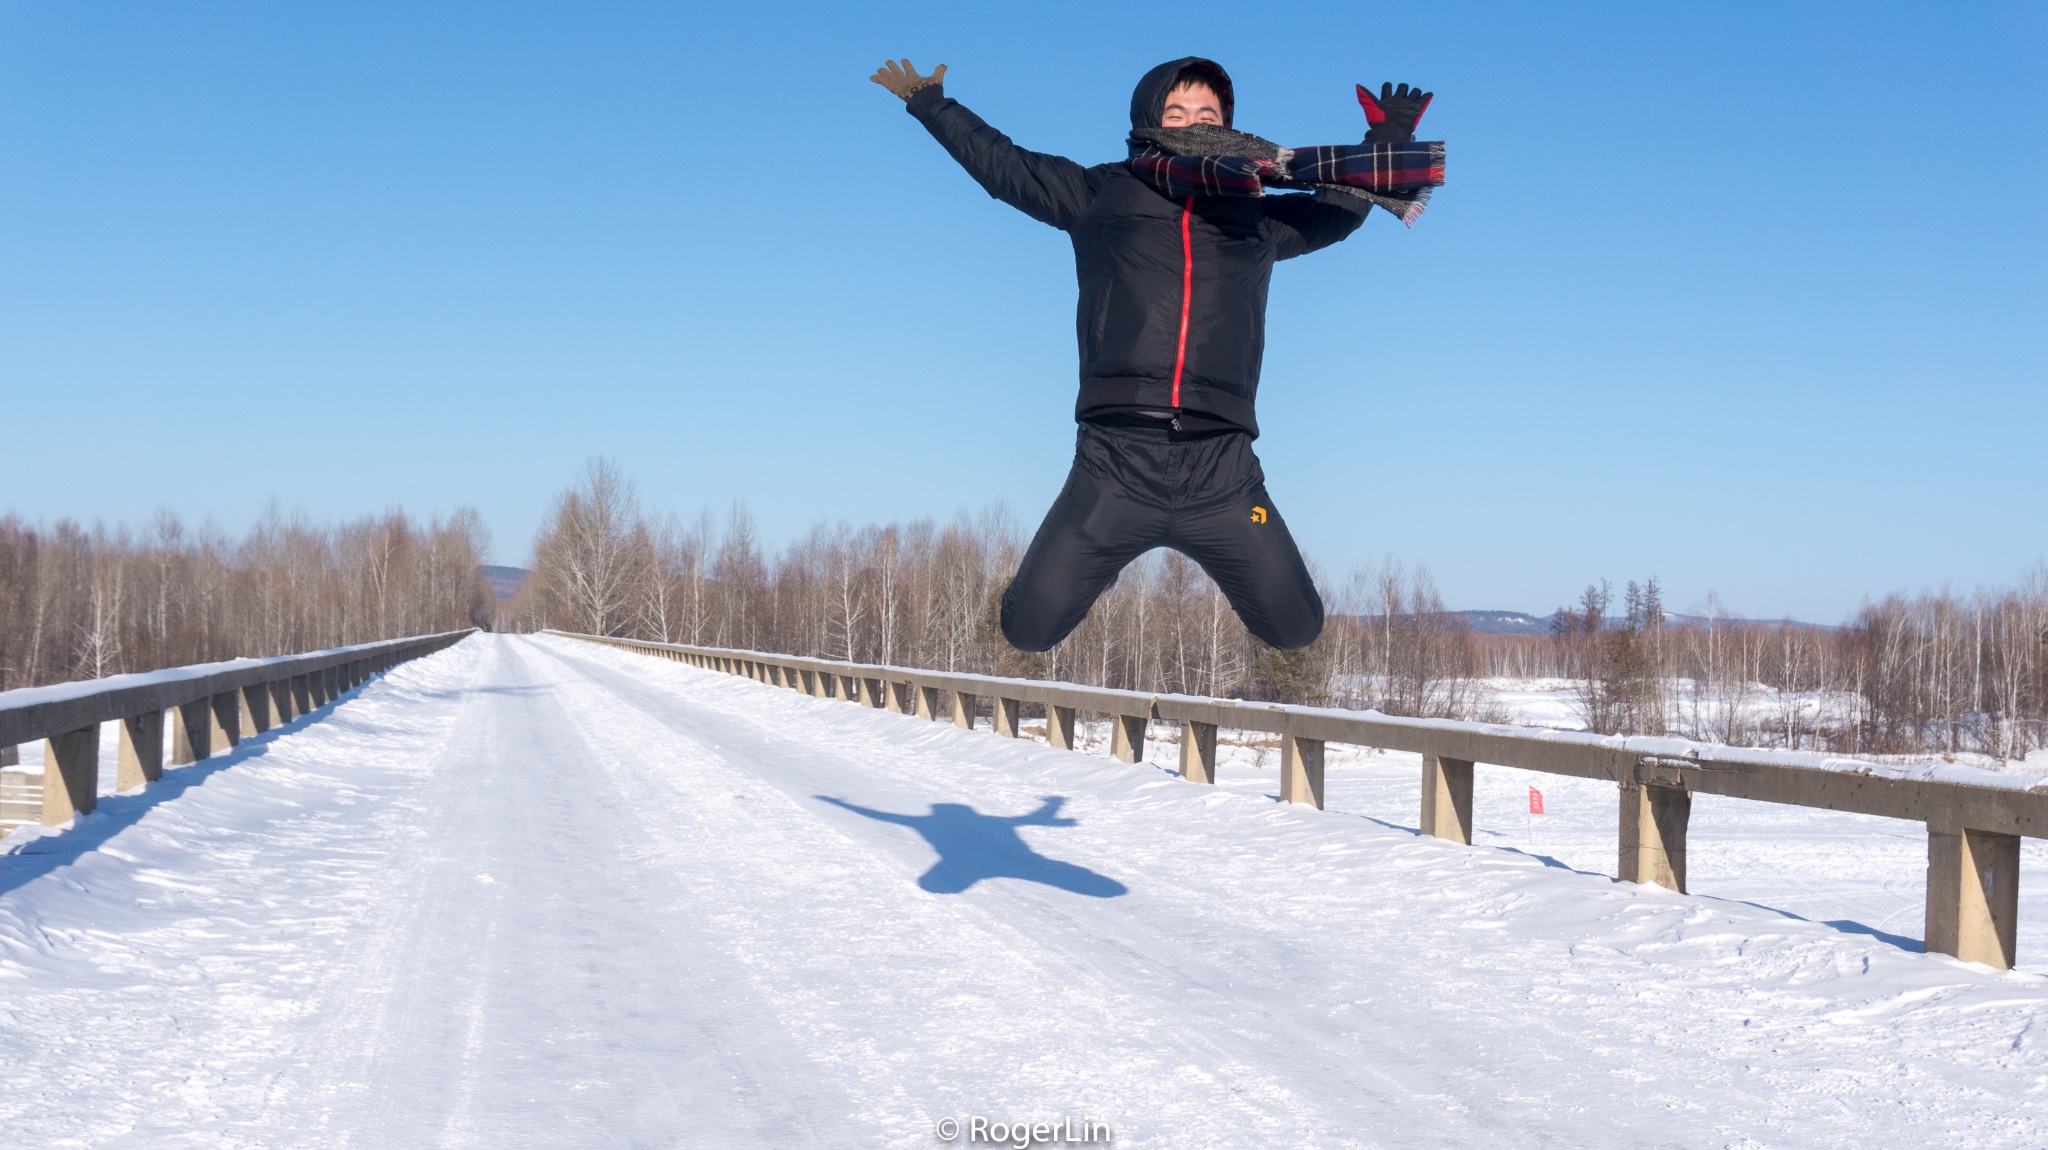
[0,629,473,834]
[550,630,2048,971]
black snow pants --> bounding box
[1000,423,1325,653]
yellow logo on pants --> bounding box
[1250,506,1268,524]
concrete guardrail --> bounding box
[0,630,473,836]
[552,629,2048,971]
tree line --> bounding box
[12,458,2036,767]
[1548,576,2048,760]
[0,507,496,690]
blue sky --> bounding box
[2,1,2041,622]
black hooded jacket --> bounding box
[906,58,1370,438]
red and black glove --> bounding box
[1357,81,1433,144]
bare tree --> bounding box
[529,458,649,637]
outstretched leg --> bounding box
[1168,436,1323,650]
[1001,427,1170,652]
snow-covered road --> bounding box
[3,633,2047,1148]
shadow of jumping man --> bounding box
[817,795,1128,898]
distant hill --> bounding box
[1357,610,1833,635]
[482,565,529,601]
[1457,610,1552,635]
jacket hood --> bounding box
[1130,57,1235,131]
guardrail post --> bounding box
[116,711,166,790]
[1048,706,1079,751]
[208,691,241,752]
[241,683,273,734]
[1420,754,1474,844]
[861,678,886,708]
[41,724,100,823]
[886,681,912,714]
[952,691,978,729]
[804,670,827,698]
[1111,714,1147,763]
[993,696,1022,738]
[1618,781,1689,892]
[916,685,942,721]
[292,673,314,714]
[1926,823,2020,969]
[169,699,209,764]
[1179,721,1217,783]
[272,677,299,723]
[1280,734,1325,808]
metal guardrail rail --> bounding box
[554,630,2048,971]
[0,630,473,834]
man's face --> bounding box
[1160,82,1225,127]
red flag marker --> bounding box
[1528,787,1545,815]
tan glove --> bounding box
[870,59,948,101]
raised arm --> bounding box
[1264,76,1437,257]
[1263,191,1370,260]
[872,59,1094,231]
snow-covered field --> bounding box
[3,633,2047,1147]
[1473,676,2048,773]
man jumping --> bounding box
[871,57,1443,653]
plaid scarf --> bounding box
[1127,125,1445,226]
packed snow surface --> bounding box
[2,633,2047,1148]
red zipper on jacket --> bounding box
[1171,197,1193,409]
